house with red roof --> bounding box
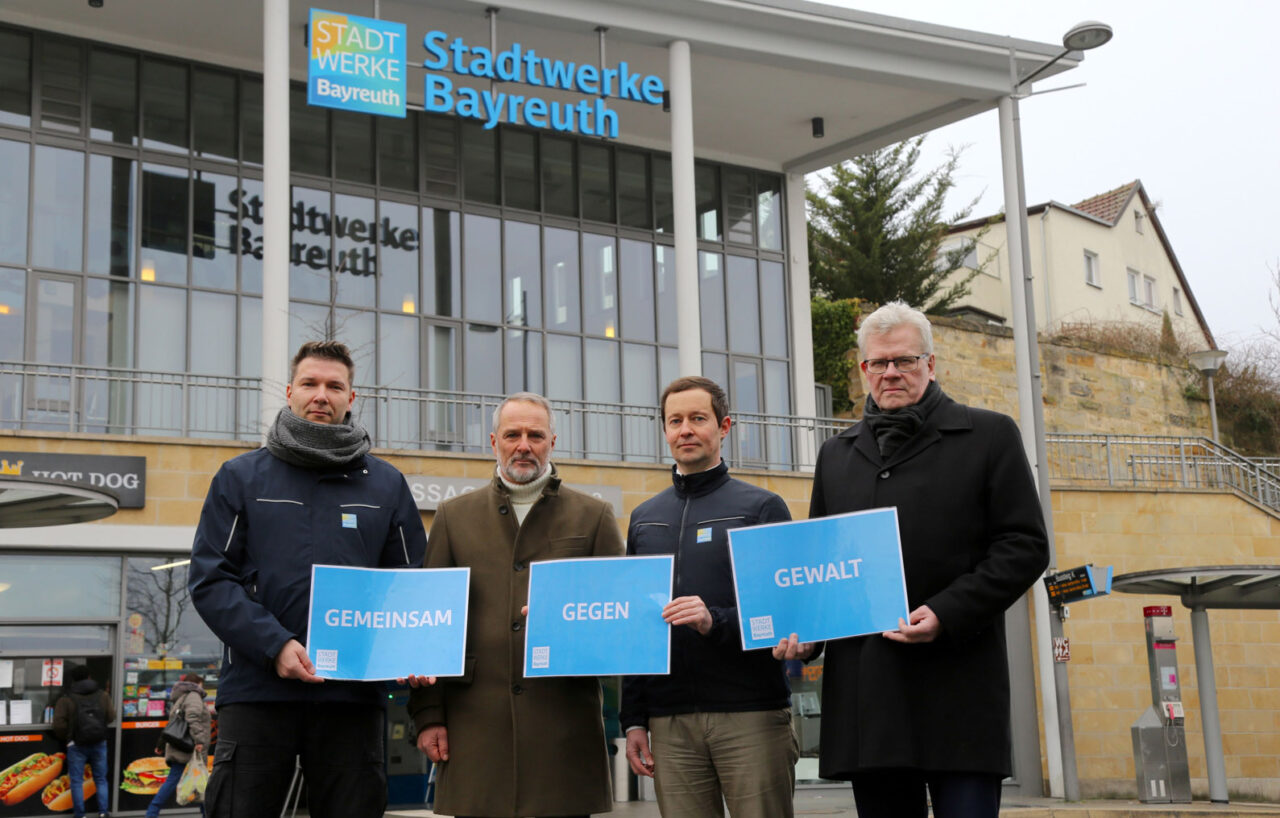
[943,180,1214,348]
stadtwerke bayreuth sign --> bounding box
[308,7,665,138]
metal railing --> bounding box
[0,361,850,471]
[1046,434,1280,513]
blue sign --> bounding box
[308,9,407,117]
[306,564,469,680]
[524,556,673,677]
[728,509,909,650]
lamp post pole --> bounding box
[1188,349,1229,443]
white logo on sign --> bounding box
[750,616,775,641]
[532,646,550,669]
[315,649,338,671]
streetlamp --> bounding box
[999,19,1112,802]
[1188,349,1229,443]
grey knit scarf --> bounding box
[265,407,371,469]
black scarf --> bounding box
[265,407,371,469]
[861,379,945,459]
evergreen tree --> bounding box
[807,136,983,312]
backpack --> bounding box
[70,691,108,744]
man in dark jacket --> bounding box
[621,376,798,818]
[189,341,427,818]
[53,664,115,818]
[805,301,1049,818]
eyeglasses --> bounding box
[861,354,929,374]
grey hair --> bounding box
[856,300,934,356]
[492,392,556,436]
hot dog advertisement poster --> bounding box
[728,508,910,650]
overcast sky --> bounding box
[817,0,1279,351]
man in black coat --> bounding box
[800,301,1049,818]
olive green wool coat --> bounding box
[408,472,624,817]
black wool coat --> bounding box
[809,393,1049,778]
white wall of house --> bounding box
[946,198,1212,348]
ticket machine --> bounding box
[1130,605,1191,803]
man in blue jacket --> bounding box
[189,341,427,818]
[621,376,798,818]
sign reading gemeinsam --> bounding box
[403,475,622,515]
[0,452,147,508]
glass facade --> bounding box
[0,24,791,459]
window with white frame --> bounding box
[1143,275,1157,310]
[1084,250,1100,287]
[1127,269,1140,304]
[1134,210,1145,234]
[1172,287,1183,316]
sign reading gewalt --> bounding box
[308,9,407,117]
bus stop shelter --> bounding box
[1112,565,1280,804]
[0,475,118,528]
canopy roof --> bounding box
[1113,565,1280,610]
[0,476,119,528]
[0,0,1081,172]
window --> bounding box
[1127,269,1140,305]
[1134,210,1144,234]
[1172,287,1184,316]
[1083,250,1100,288]
[1143,275,1157,310]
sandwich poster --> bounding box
[728,508,909,650]
[524,556,673,677]
[306,564,470,680]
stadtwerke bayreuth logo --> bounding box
[308,8,407,118]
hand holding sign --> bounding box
[275,639,324,683]
[662,596,712,635]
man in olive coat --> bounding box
[407,392,624,817]
[804,301,1049,818]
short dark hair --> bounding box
[180,672,205,685]
[290,341,355,384]
[660,376,729,425]
[68,664,90,683]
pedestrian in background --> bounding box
[146,672,213,818]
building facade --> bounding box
[0,0,1090,812]
[944,181,1213,349]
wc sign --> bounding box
[308,8,407,117]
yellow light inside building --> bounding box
[140,264,156,282]
[605,325,616,338]
[402,297,416,313]
[0,304,9,315]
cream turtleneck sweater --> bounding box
[498,464,553,525]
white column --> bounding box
[668,40,700,377]
[261,0,291,440]
[999,93,1066,799]
[784,171,817,469]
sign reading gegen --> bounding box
[308,8,407,117]
[524,555,673,677]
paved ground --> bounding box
[385,788,1280,817]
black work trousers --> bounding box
[206,702,385,818]
[849,769,1003,818]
